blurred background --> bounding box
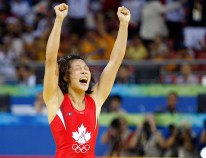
[0,0,206,157]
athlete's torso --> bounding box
[50,94,98,158]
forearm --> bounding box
[109,23,128,66]
[154,132,166,148]
[163,134,176,148]
[128,129,140,148]
[46,18,63,61]
[101,131,110,144]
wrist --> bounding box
[55,17,64,23]
[120,22,129,27]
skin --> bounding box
[43,3,131,123]
[167,93,178,111]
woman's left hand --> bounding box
[117,6,131,25]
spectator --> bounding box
[103,9,119,34]
[199,119,206,151]
[128,114,165,157]
[101,117,132,156]
[22,22,35,49]
[165,0,186,43]
[96,12,116,60]
[102,95,127,114]
[176,64,199,85]
[16,63,36,87]
[163,124,181,157]
[33,92,47,115]
[139,0,186,47]
[10,0,31,19]
[67,0,90,37]
[80,28,106,60]
[115,65,135,84]
[32,37,47,61]
[22,23,37,60]
[149,35,168,60]
[126,35,148,60]
[163,123,198,158]
[177,123,198,158]
[66,33,81,55]
[0,40,17,83]
[5,17,24,57]
[162,45,194,78]
[186,0,206,27]
[12,92,47,115]
[121,0,146,38]
[183,27,206,50]
[177,44,194,60]
[33,13,50,39]
[156,91,179,113]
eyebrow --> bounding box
[73,64,89,68]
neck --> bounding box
[68,88,85,109]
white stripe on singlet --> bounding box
[94,111,98,130]
[57,109,66,129]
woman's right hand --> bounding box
[54,3,69,21]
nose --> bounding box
[81,70,87,74]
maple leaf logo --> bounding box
[72,124,91,144]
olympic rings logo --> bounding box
[72,144,90,153]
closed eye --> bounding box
[84,66,89,71]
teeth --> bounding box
[79,77,88,84]
[80,77,88,81]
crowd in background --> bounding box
[0,0,205,85]
[100,91,206,157]
[0,0,206,157]
[101,114,206,158]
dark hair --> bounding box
[167,91,178,99]
[57,54,95,94]
[110,118,121,130]
[16,63,31,71]
[142,121,152,140]
[110,95,122,102]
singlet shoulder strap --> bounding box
[85,95,96,107]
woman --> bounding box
[43,3,130,158]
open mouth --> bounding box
[79,77,88,85]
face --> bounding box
[167,94,178,109]
[181,64,191,76]
[19,66,30,79]
[110,98,121,111]
[68,59,91,92]
[133,36,141,46]
[118,66,129,79]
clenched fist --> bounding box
[117,6,131,25]
[54,3,69,21]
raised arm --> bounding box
[43,4,68,111]
[91,7,130,107]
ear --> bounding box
[63,76,69,82]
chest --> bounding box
[61,98,97,131]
